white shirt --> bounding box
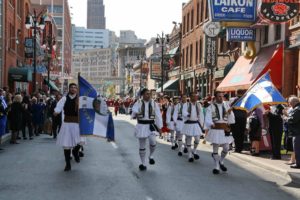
[182,102,204,126]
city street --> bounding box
[0,115,299,200]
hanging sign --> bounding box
[205,37,218,69]
[203,21,221,37]
[259,0,300,23]
[210,0,257,22]
[226,27,256,41]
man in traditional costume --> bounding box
[131,88,163,171]
[205,91,235,174]
[181,93,204,162]
[54,83,81,171]
[173,95,187,156]
[166,97,179,150]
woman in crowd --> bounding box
[32,97,46,136]
[9,94,23,144]
[21,95,33,140]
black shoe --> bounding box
[64,164,71,171]
[72,145,80,163]
[290,165,300,169]
[251,152,260,157]
[178,152,183,156]
[139,164,147,171]
[171,146,176,150]
[174,143,178,149]
[270,156,281,160]
[188,158,194,162]
[183,147,188,153]
[213,169,220,175]
[23,137,27,140]
[79,151,84,157]
[193,153,200,160]
[17,137,21,140]
[219,162,227,172]
[0,148,4,151]
[149,158,155,165]
[29,137,33,140]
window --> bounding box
[186,47,189,68]
[191,10,194,29]
[263,26,269,44]
[187,13,190,33]
[196,3,199,25]
[48,5,63,13]
[195,41,198,64]
[200,0,204,22]
[9,0,15,7]
[183,16,186,35]
[274,24,281,41]
[16,0,21,17]
[199,38,203,64]
[190,44,193,67]
[54,17,63,25]
[58,29,63,37]
[205,0,209,20]
[182,48,185,68]
[9,23,15,50]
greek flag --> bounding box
[233,72,286,111]
[78,75,114,141]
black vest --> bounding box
[63,95,78,117]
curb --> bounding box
[1,133,11,144]
[230,152,300,185]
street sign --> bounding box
[205,36,218,69]
[259,0,300,23]
[25,38,33,58]
[226,28,256,42]
[203,21,221,37]
[210,0,257,22]
[150,59,162,80]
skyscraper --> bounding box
[87,0,106,29]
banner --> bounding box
[210,0,257,22]
[205,36,218,69]
[150,59,162,80]
[79,75,114,141]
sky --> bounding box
[68,0,189,40]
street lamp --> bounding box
[156,32,169,94]
[25,9,45,94]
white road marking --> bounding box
[111,142,118,149]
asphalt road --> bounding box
[0,115,299,200]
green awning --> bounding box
[156,79,179,93]
[168,47,179,57]
[44,79,59,91]
[8,67,32,82]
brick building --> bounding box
[180,0,238,97]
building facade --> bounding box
[87,0,106,29]
[72,26,109,52]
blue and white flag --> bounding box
[79,75,114,141]
[233,72,286,111]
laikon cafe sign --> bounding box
[210,0,257,22]
[226,27,256,42]
[260,0,300,23]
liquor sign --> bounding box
[260,0,300,23]
[210,0,257,22]
[150,59,162,80]
[25,38,33,58]
[205,37,218,69]
[226,27,256,41]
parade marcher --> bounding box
[131,88,163,171]
[54,83,81,171]
[230,90,247,153]
[166,97,179,150]
[205,91,235,174]
[50,94,62,139]
[181,92,204,162]
[287,96,300,169]
[0,89,8,150]
[173,95,187,156]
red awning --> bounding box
[217,44,283,92]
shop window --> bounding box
[263,26,269,44]
[274,24,281,41]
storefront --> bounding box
[8,67,32,93]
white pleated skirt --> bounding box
[206,129,234,144]
[134,124,158,138]
[167,121,175,131]
[56,122,81,148]
[175,120,184,132]
[181,124,203,137]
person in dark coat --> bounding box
[31,97,46,136]
[0,89,8,150]
[21,95,33,140]
[266,104,284,160]
[50,94,62,139]
[8,94,23,144]
[287,96,300,169]
[230,90,247,153]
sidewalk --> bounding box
[1,133,11,144]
